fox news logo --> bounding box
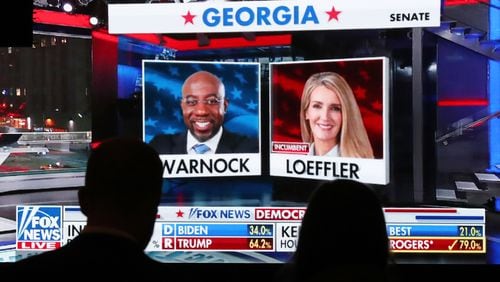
[188,208,251,220]
[16,206,62,250]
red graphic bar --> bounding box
[254,208,306,220]
[438,99,489,107]
[445,0,489,7]
[17,241,61,250]
[33,8,92,29]
[390,238,485,252]
[272,142,309,154]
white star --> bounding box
[230,87,242,100]
[162,126,177,134]
[246,100,257,110]
[145,118,158,127]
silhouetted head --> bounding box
[293,179,389,280]
[79,137,164,249]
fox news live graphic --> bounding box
[142,60,261,178]
[16,206,63,250]
[269,57,390,185]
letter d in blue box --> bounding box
[16,205,63,250]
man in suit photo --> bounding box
[148,70,259,154]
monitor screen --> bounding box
[1,7,499,270]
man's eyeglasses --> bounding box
[182,97,222,107]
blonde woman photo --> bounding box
[300,72,374,158]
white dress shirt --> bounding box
[186,128,223,154]
[308,143,340,157]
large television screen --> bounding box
[86,31,496,265]
[2,7,500,271]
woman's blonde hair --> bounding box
[299,72,374,158]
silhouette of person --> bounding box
[7,137,169,279]
[148,70,259,154]
[300,72,374,158]
[274,179,390,282]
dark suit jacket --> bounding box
[5,233,171,279]
[149,129,259,154]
